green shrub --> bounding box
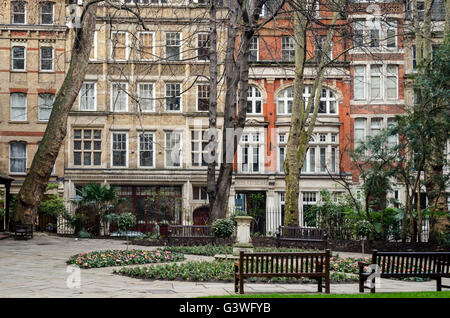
[353,220,374,239]
[211,218,235,238]
[78,228,91,238]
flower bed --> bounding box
[67,249,184,269]
[115,260,358,283]
[162,245,316,257]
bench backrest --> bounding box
[372,250,450,275]
[238,250,330,275]
[168,225,212,237]
[278,226,328,240]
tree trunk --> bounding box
[14,2,98,224]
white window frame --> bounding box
[191,130,209,167]
[11,46,26,71]
[138,132,156,168]
[354,118,367,149]
[281,36,295,62]
[40,46,54,72]
[79,82,97,111]
[38,93,54,122]
[385,64,398,100]
[110,82,128,112]
[165,82,182,112]
[12,1,26,24]
[110,31,129,61]
[165,32,182,61]
[196,84,210,112]
[249,37,259,62]
[138,31,155,61]
[193,186,208,201]
[137,82,155,112]
[278,86,338,115]
[111,132,128,168]
[40,1,54,25]
[197,32,210,61]
[247,85,263,114]
[10,92,27,121]
[276,86,293,115]
[353,65,366,100]
[73,129,102,167]
[165,131,183,168]
[9,141,27,174]
[238,132,263,173]
[370,64,382,100]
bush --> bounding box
[211,218,235,238]
[354,220,374,239]
[78,228,91,238]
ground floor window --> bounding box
[302,191,317,227]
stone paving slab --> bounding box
[0,233,448,298]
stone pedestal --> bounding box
[233,216,254,256]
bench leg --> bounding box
[325,276,330,294]
[317,277,322,293]
[239,275,244,294]
[370,277,376,294]
[234,276,239,293]
[437,277,442,292]
[359,275,365,293]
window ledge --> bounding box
[9,121,29,124]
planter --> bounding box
[233,216,254,255]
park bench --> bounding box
[358,250,450,293]
[234,250,331,294]
[14,223,33,240]
[276,226,328,249]
[167,225,214,243]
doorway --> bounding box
[235,191,266,235]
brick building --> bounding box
[0,0,447,235]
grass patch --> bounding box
[207,291,450,298]
[67,249,184,268]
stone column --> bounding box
[232,216,254,255]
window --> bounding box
[193,186,208,201]
[79,82,96,111]
[10,93,27,121]
[197,33,210,61]
[387,118,398,148]
[12,1,26,24]
[137,83,154,112]
[319,134,326,142]
[247,86,262,114]
[165,32,181,61]
[315,35,332,60]
[369,20,380,48]
[165,83,181,111]
[319,147,326,172]
[111,32,128,60]
[370,65,382,100]
[12,46,25,71]
[10,142,26,173]
[165,131,182,168]
[370,118,382,137]
[277,86,293,114]
[38,93,54,121]
[40,47,54,71]
[138,32,154,60]
[385,65,398,99]
[301,148,316,173]
[281,36,295,62]
[386,20,397,48]
[331,134,337,143]
[73,129,102,166]
[90,31,97,60]
[239,133,262,173]
[353,20,364,47]
[330,147,337,173]
[353,65,365,100]
[249,37,258,61]
[302,191,317,227]
[317,88,337,114]
[139,132,155,167]
[354,118,366,149]
[197,84,209,111]
[112,132,128,167]
[40,2,54,25]
[191,130,208,167]
[111,83,128,112]
[279,134,286,172]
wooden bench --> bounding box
[167,225,214,243]
[276,226,328,249]
[358,250,450,293]
[234,250,331,294]
[14,223,33,240]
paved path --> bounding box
[0,233,447,298]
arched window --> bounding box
[247,86,262,114]
[277,86,338,115]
